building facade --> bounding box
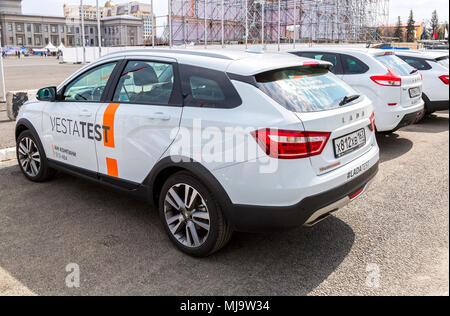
[102,15,143,47]
[0,0,22,14]
[0,1,144,48]
[64,1,155,42]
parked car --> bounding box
[289,48,424,133]
[15,49,379,256]
[392,50,449,115]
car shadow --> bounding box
[376,133,413,164]
[402,112,449,134]
[0,164,355,296]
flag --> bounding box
[434,28,438,39]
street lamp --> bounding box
[96,0,102,57]
[0,25,6,102]
[81,0,86,63]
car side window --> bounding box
[63,62,117,102]
[113,60,178,105]
[179,64,242,109]
[341,55,369,75]
[398,56,431,70]
[293,52,341,74]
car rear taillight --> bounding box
[251,129,330,159]
[439,75,449,85]
[370,70,402,86]
[369,112,376,132]
[303,61,320,66]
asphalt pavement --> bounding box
[0,112,448,296]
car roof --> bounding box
[287,47,386,57]
[96,48,331,76]
[390,50,449,60]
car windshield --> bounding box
[437,56,449,69]
[377,54,416,76]
[255,66,359,113]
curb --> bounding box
[0,147,16,162]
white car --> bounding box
[393,50,449,115]
[15,49,379,256]
[289,48,425,133]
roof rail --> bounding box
[102,49,234,60]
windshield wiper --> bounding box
[339,94,360,106]
[410,69,418,75]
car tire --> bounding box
[16,130,55,182]
[159,171,233,257]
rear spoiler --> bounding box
[301,60,333,70]
[435,55,449,62]
[227,62,333,86]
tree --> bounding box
[394,16,403,42]
[406,10,416,42]
[430,10,439,39]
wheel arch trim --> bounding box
[15,119,46,155]
[144,156,236,227]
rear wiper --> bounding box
[410,69,418,75]
[339,94,360,106]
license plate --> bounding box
[409,87,421,98]
[333,129,366,158]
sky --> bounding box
[21,0,449,24]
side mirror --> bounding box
[37,87,57,102]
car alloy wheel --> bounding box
[164,183,211,248]
[18,137,41,177]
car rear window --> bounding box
[398,56,431,71]
[377,54,416,76]
[255,66,359,113]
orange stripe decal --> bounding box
[103,103,120,148]
[106,157,119,178]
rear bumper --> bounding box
[391,110,423,132]
[227,162,379,232]
[376,100,424,132]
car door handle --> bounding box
[79,109,92,117]
[147,112,171,121]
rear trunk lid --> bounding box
[295,97,375,175]
[254,64,375,176]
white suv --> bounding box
[289,48,425,133]
[15,49,379,256]
[393,50,449,115]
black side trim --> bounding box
[426,100,449,113]
[47,159,150,201]
[423,93,449,113]
[229,162,379,232]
